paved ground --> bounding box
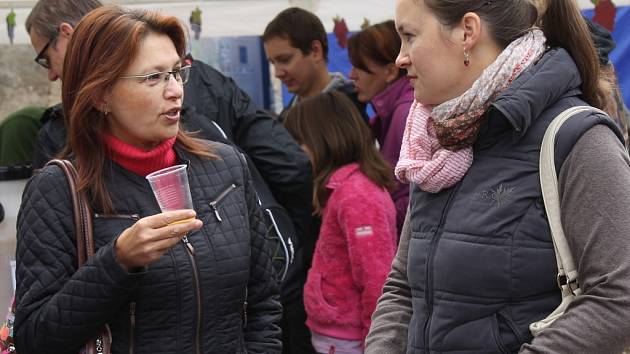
[0,43,60,120]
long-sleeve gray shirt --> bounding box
[366,124,630,353]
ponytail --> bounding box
[540,0,603,108]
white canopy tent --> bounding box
[0,0,398,44]
[3,0,627,45]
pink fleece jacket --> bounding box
[304,163,397,342]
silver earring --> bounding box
[464,50,470,67]
[103,104,109,116]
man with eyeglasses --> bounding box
[26,0,103,166]
[26,2,314,346]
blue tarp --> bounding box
[584,6,630,108]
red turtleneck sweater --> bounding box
[103,133,177,176]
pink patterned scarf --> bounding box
[395,29,546,193]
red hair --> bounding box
[62,5,215,212]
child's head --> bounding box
[284,91,393,213]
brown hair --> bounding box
[262,7,329,61]
[599,65,629,146]
[62,5,216,213]
[348,20,405,77]
[284,91,394,215]
[421,0,604,109]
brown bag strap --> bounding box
[44,159,110,354]
[46,159,94,265]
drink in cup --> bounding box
[146,164,195,224]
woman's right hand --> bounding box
[114,209,203,270]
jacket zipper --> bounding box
[182,235,195,255]
[242,287,248,328]
[422,185,460,352]
[182,237,202,354]
[94,213,140,220]
[128,302,135,354]
[92,214,141,353]
[209,184,236,222]
[92,214,202,351]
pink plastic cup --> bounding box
[146,164,194,218]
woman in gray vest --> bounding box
[366,0,630,353]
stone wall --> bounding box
[0,44,60,123]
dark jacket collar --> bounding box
[491,48,583,140]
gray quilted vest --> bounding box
[406,48,623,354]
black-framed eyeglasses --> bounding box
[119,65,191,86]
[34,37,55,69]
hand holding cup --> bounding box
[115,210,202,270]
[115,165,202,270]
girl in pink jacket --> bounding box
[285,91,398,354]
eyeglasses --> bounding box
[119,65,191,86]
[34,37,55,69]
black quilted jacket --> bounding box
[14,142,282,353]
[32,59,314,302]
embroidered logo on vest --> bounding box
[475,183,515,207]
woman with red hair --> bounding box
[13,6,281,353]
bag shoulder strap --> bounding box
[45,159,94,266]
[44,159,110,354]
[540,105,606,296]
